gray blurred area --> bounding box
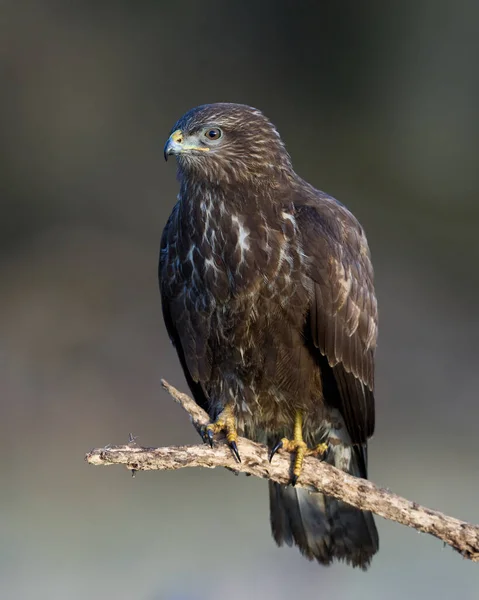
[1,1,479,598]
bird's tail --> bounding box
[269,443,379,569]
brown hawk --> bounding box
[160,103,379,569]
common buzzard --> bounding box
[160,103,379,569]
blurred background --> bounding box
[1,1,478,598]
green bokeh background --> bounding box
[1,2,478,598]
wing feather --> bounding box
[295,196,377,444]
[159,203,210,411]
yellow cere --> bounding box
[170,130,183,143]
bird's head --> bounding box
[164,103,292,184]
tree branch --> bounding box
[85,379,479,562]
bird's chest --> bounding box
[161,194,309,397]
[176,199,304,323]
[162,195,311,427]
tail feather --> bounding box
[269,444,379,569]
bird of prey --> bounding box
[160,103,379,569]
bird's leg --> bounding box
[285,411,308,485]
[200,403,241,463]
[269,411,329,485]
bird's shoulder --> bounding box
[286,179,373,285]
[159,200,182,289]
[160,200,179,253]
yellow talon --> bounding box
[202,404,241,462]
[313,442,329,457]
[270,412,329,485]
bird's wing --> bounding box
[159,203,210,412]
[294,193,377,444]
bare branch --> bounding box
[85,379,479,562]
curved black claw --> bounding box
[206,428,215,448]
[200,426,215,448]
[269,439,283,462]
[291,473,298,487]
[229,440,241,463]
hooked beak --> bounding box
[164,130,183,161]
[164,129,210,161]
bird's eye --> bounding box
[205,128,222,140]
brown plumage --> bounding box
[160,103,379,569]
